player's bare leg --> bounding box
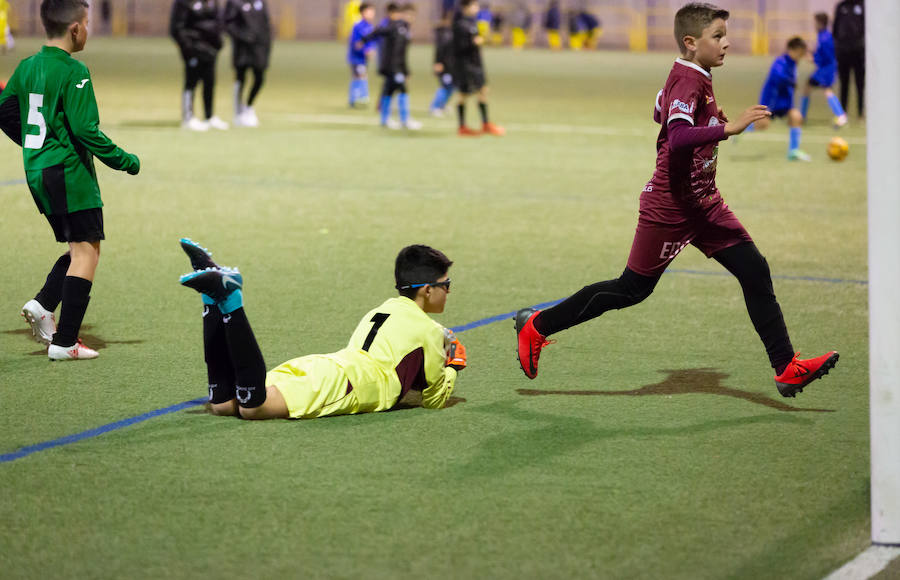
[238,386,289,420]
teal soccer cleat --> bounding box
[179,267,243,303]
[179,238,219,271]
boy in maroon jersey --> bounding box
[514,2,838,397]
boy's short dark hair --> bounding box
[41,0,89,38]
[786,36,807,51]
[386,2,401,13]
[814,12,829,27]
[395,245,453,299]
[359,2,373,13]
[460,0,478,8]
[673,3,729,53]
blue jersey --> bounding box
[348,19,375,65]
[810,29,837,86]
[759,53,797,113]
[476,8,492,23]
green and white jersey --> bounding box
[0,46,139,215]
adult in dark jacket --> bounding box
[224,0,272,127]
[832,0,864,117]
[170,0,228,130]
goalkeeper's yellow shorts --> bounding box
[268,355,359,419]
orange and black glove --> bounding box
[446,337,467,371]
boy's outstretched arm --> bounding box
[62,69,140,175]
[420,328,462,409]
[0,83,22,146]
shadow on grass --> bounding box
[114,119,181,129]
[517,368,835,413]
[2,324,144,355]
[182,395,467,416]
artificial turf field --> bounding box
[0,38,870,579]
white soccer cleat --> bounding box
[403,118,423,131]
[48,339,99,361]
[21,299,56,345]
[183,116,210,132]
[383,118,402,130]
[429,108,445,117]
[834,114,848,128]
[207,116,230,130]
[241,107,259,127]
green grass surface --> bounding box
[0,39,869,579]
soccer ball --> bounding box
[827,137,849,161]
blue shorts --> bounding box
[768,108,790,119]
[809,67,835,88]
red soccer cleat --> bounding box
[515,308,553,379]
[458,125,481,137]
[482,122,506,136]
[774,351,839,397]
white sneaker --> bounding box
[429,108,445,117]
[383,118,401,130]
[233,109,246,127]
[834,114,848,128]
[404,118,423,130]
[241,107,259,127]
[207,116,230,130]
[48,339,99,361]
[183,116,209,132]
[21,299,56,345]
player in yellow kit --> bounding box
[177,240,466,420]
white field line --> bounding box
[273,112,869,146]
[823,545,900,580]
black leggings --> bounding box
[204,305,267,408]
[184,59,216,120]
[535,242,794,370]
[837,50,864,117]
[236,66,266,108]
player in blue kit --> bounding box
[347,2,376,108]
[752,37,810,161]
[800,13,847,127]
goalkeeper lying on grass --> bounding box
[178,240,465,420]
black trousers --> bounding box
[837,49,865,117]
[183,58,216,120]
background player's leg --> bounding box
[852,51,865,118]
[52,241,99,349]
[234,66,247,119]
[712,242,794,374]
[396,83,410,125]
[534,268,660,336]
[824,88,847,123]
[201,61,215,120]
[182,62,200,123]
[787,109,809,161]
[837,54,851,113]
[247,67,265,107]
[203,303,238,416]
[800,81,812,119]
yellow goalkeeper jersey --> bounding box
[267,296,457,418]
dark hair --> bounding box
[394,245,453,299]
[460,0,477,8]
[673,3,729,53]
[786,36,807,51]
[814,12,828,27]
[402,2,416,12]
[359,2,373,13]
[41,0,89,38]
[386,2,400,13]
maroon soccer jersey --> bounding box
[646,59,725,213]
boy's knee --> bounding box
[620,269,658,305]
[788,109,803,126]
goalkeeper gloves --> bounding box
[446,338,467,371]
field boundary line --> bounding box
[823,545,900,580]
[0,268,867,465]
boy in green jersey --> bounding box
[0,0,140,360]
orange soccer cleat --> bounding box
[482,122,506,136]
[774,351,839,397]
[458,125,481,137]
[515,308,553,379]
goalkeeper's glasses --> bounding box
[397,278,451,291]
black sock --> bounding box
[204,304,236,403]
[34,253,71,312]
[713,243,795,371]
[53,276,92,347]
[479,101,489,124]
[457,103,465,128]
[247,67,265,106]
[535,268,659,336]
[221,307,267,408]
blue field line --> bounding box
[0,178,26,187]
[0,397,207,464]
[0,268,866,465]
